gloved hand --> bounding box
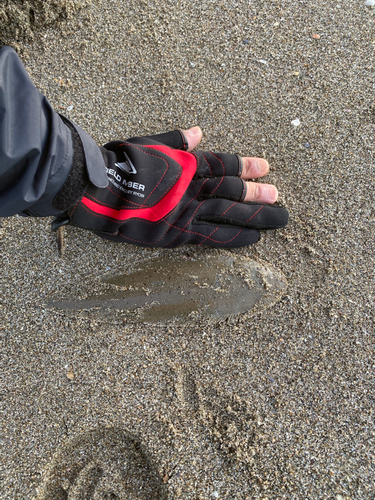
[55,128,288,248]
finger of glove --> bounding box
[127,130,189,150]
[194,151,242,179]
[187,224,260,248]
[195,198,289,230]
[197,177,247,202]
[93,224,259,248]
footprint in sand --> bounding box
[35,428,167,500]
[175,369,257,465]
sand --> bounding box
[0,0,374,498]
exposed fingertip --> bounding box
[182,126,202,139]
[266,185,278,203]
[182,126,203,151]
[245,182,279,204]
[258,159,270,175]
[189,126,202,136]
[241,157,270,179]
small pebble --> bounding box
[66,371,74,380]
[212,492,219,499]
[312,34,321,39]
[66,105,73,111]
[259,59,268,65]
[291,118,301,127]
[243,39,249,44]
[364,0,374,6]
[61,479,70,490]
[305,142,310,147]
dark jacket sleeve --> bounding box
[0,46,107,217]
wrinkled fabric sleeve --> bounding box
[0,46,107,217]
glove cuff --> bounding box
[53,115,110,211]
[53,116,89,211]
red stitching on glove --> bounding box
[202,152,213,176]
[78,195,243,246]
[221,202,237,216]
[114,221,243,246]
[246,205,263,221]
[198,227,219,246]
[210,152,226,176]
[165,201,204,247]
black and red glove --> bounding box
[54,129,288,248]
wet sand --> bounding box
[0,0,374,498]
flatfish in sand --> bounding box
[47,254,287,322]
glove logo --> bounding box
[115,151,137,175]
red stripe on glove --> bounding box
[81,145,197,222]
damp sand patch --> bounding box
[47,254,287,322]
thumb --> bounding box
[181,126,202,151]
